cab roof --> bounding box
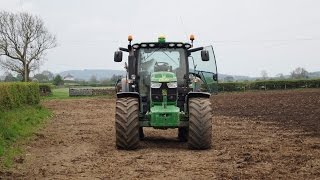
[131,42,192,50]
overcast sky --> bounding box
[1,0,320,77]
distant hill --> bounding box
[59,69,254,81]
[58,69,320,82]
[59,69,126,81]
[308,71,320,78]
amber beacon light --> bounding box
[128,35,133,42]
[190,34,195,41]
[190,34,195,47]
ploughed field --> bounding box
[1,89,319,179]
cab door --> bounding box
[189,45,218,93]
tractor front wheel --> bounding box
[188,98,212,149]
[115,97,140,150]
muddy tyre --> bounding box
[115,97,140,150]
[188,98,212,149]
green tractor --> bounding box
[114,35,218,150]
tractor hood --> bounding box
[151,72,177,83]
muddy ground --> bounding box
[1,89,320,179]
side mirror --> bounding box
[213,73,218,81]
[114,51,123,62]
[201,50,210,61]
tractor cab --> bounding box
[113,35,218,150]
[115,36,217,93]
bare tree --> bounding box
[0,11,56,81]
[261,70,268,80]
[290,67,308,79]
[89,75,98,84]
[276,73,285,79]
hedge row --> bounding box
[219,79,320,92]
[0,82,40,110]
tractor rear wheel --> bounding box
[115,97,140,150]
[188,98,212,149]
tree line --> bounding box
[222,67,313,82]
[0,70,123,87]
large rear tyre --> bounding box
[188,98,212,150]
[115,97,140,150]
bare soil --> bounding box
[1,89,320,179]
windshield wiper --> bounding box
[144,48,161,62]
[162,51,178,66]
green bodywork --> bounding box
[151,71,176,83]
[146,71,183,127]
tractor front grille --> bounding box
[151,83,177,102]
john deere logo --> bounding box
[160,78,169,82]
[162,89,167,96]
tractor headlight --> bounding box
[167,82,177,88]
[131,74,136,80]
[151,82,162,88]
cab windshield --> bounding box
[137,48,187,95]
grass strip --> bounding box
[0,105,51,168]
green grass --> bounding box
[43,88,114,100]
[45,88,70,99]
[0,105,51,168]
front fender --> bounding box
[116,92,141,112]
[116,92,140,99]
[186,92,211,101]
[185,92,211,113]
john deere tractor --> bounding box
[114,35,218,150]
